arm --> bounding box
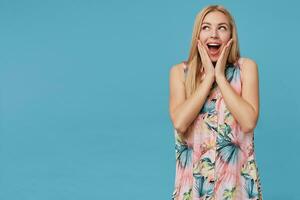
[215,58,260,133]
[169,64,215,134]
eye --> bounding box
[202,26,209,30]
[219,26,227,30]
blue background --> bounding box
[0,0,299,199]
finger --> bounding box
[197,40,201,51]
[197,40,202,54]
[199,41,210,59]
[198,41,210,65]
[197,40,206,58]
[199,45,207,62]
[224,39,233,56]
[226,38,233,49]
[198,40,206,51]
[201,47,210,63]
[227,38,233,45]
[197,40,205,53]
[198,40,214,66]
[216,45,228,67]
[221,39,232,57]
[219,44,227,60]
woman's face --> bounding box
[199,11,231,62]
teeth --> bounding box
[208,43,220,46]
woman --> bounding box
[169,5,263,200]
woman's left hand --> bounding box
[215,38,233,78]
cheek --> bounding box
[199,32,208,43]
[220,32,231,42]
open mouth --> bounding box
[207,43,221,55]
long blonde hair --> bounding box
[185,5,240,98]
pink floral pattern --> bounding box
[172,58,263,200]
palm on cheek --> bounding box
[215,38,233,77]
[197,40,215,77]
[197,38,233,79]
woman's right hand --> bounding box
[197,39,215,79]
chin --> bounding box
[210,56,219,62]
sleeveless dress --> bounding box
[171,58,263,200]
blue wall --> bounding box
[0,0,299,199]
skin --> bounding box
[199,11,232,65]
[169,11,259,134]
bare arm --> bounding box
[215,58,260,133]
[169,64,215,134]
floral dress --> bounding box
[171,58,263,200]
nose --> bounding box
[210,29,219,38]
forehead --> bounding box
[202,11,229,25]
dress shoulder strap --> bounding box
[237,57,245,69]
[236,57,245,82]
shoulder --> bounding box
[238,57,259,83]
[238,57,258,70]
[238,57,258,76]
[169,61,187,84]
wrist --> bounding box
[204,73,215,82]
[215,74,226,83]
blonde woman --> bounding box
[169,5,263,200]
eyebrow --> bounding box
[202,22,229,26]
